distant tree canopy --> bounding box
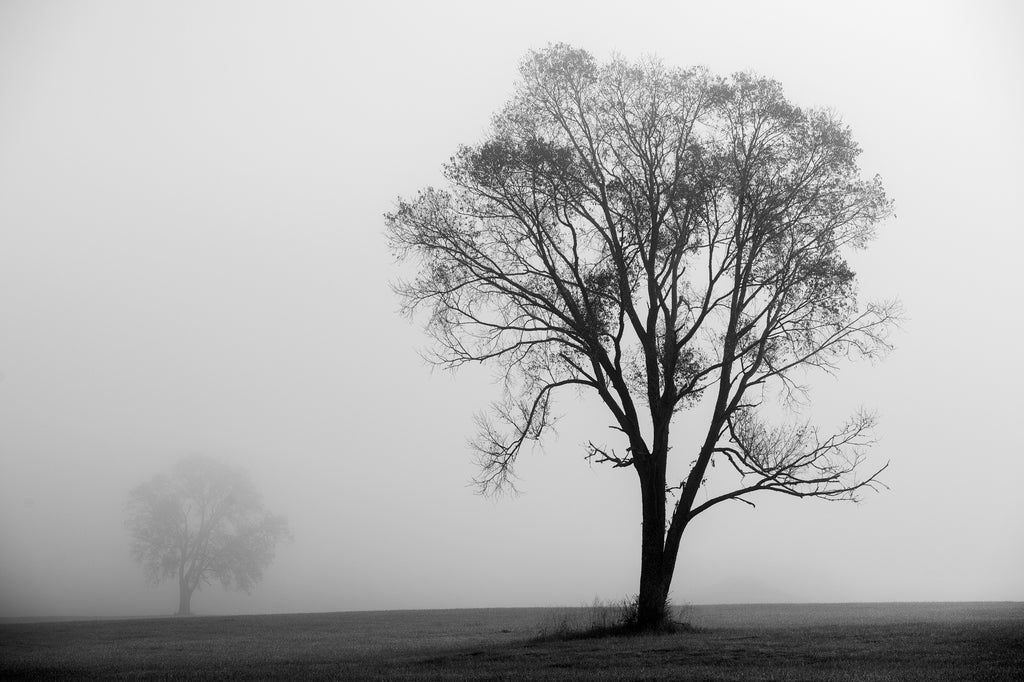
[126,456,290,615]
[387,45,899,630]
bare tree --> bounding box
[126,456,290,615]
[386,45,899,629]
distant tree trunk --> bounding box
[177,577,193,615]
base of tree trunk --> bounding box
[624,616,693,634]
[621,595,697,635]
[628,609,690,634]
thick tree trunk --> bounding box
[635,464,673,630]
[636,524,669,628]
[177,578,193,615]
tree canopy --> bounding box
[386,44,898,628]
[126,455,290,615]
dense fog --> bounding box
[1,0,1022,618]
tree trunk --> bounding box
[635,465,671,630]
[177,578,193,615]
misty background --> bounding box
[1,0,1021,617]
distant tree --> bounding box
[126,456,290,615]
[386,45,899,630]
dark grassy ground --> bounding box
[2,602,1021,680]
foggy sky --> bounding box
[1,0,1022,617]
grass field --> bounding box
[2,602,1021,680]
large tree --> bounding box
[386,45,898,629]
[126,456,290,615]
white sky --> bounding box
[1,0,1022,617]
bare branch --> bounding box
[688,409,888,519]
[585,442,634,468]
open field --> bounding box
[2,602,1022,680]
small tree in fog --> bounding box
[125,456,290,615]
[386,45,899,630]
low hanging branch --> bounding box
[692,409,889,517]
[386,44,900,629]
[585,442,634,469]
